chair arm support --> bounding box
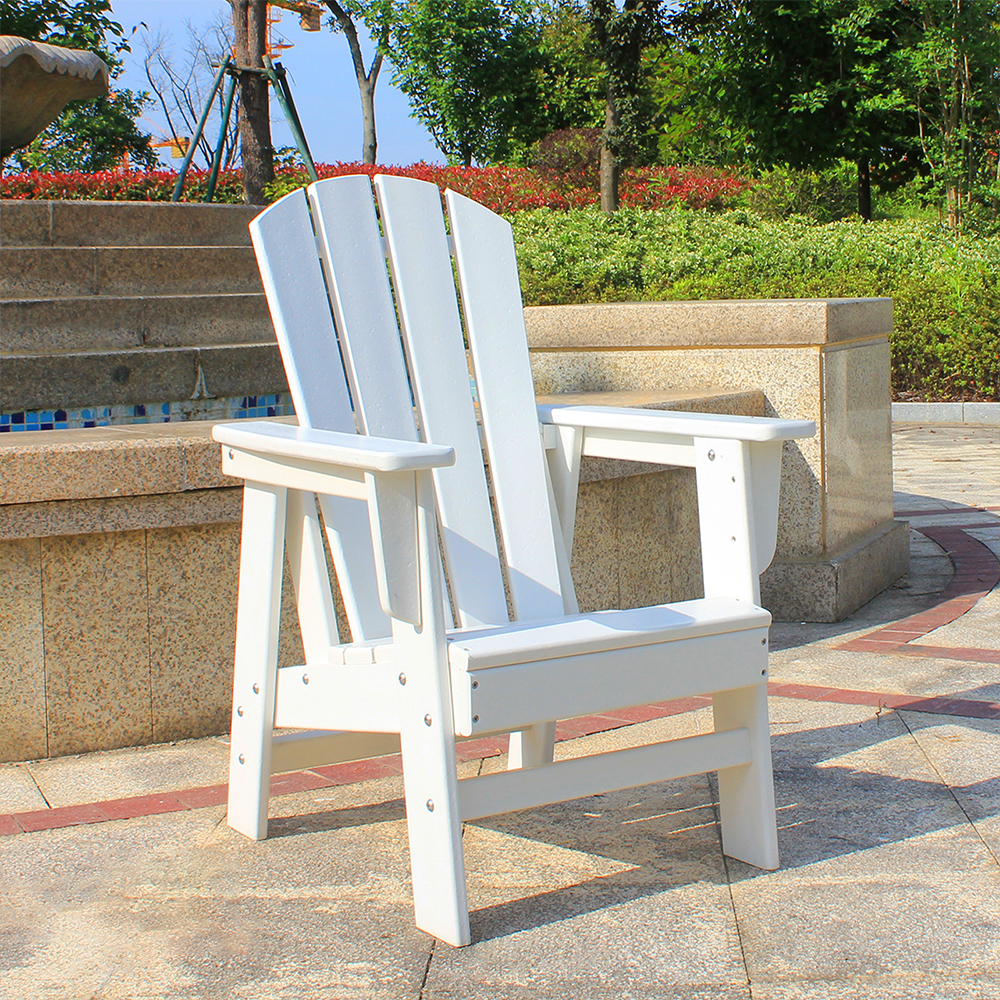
[213,420,456,473]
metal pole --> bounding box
[263,57,318,183]
[171,56,231,202]
[204,72,238,204]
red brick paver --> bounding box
[838,526,999,659]
[3,684,995,838]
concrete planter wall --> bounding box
[0,200,906,761]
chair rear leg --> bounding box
[227,482,287,841]
[713,683,780,870]
[508,722,556,769]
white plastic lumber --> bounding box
[745,440,783,570]
[226,481,287,841]
[222,446,369,499]
[450,626,769,738]
[316,492,389,641]
[248,187,386,642]
[713,684,779,869]
[458,728,752,822]
[270,730,401,774]
[573,426,698,467]
[538,404,815,443]
[248,189,356,434]
[447,597,770,670]
[392,473,471,946]
[545,423,583,561]
[694,438,759,603]
[306,176,417,442]
[446,189,565,622]
[273,662,401,732]
[213,421,455,472]
[374,174,509,629]
[285,489,341,660]
[364,469,421,625]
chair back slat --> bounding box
[249,188,354,433]
[374,175,509,628]
[307,175,417,443]
[446,190,568,620]
[249,188,389,641]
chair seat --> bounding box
[332,597,770,669]
[447,597,771,670]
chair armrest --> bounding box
[538,404,814,445]
[213,420,455,472]
[215,421,454,628]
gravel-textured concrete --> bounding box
[0,424,996,998]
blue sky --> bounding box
[110,0,443,167]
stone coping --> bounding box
[524,298,892,349]
[0,199,258,248]
[892,401,1000,425]
[0,389,762,536]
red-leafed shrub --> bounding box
[1,162,747,214]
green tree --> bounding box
[531,1,605,137]
[390,0,544,167]
[670,0,924,220]
[587,0,666,211]
[0,0,155,171]
[899,0,1000,229]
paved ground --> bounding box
[1,423,997,999]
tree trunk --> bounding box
[359,76,377,164]
[230,0,273,205]
[857,158,872,221]
[323,1,382,165]
[600,87,619,213]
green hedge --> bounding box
[512,208,1000,401]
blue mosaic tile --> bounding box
[0,394,296,432]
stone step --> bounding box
[1,342,288,413]
[0,246,263,299]
[1,293,274,354]
[1,199,259,247]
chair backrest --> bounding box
[250,174,570,640]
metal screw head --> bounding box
[731,476,736,483]
[398,672,407,686]
[472,680,479,689]
[708,449,716,461]
[473,714,479,723]
[228,449,234,460]
[237,706,244,717]
[252,683,260,695]
[302,673,309,685]
[424,714,432,726]
[238,753,245,764]
[761,637,767,645]
[761,668,767,676]
[731,536,736,542]
[426,799,434,812]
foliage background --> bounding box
[2,159,996,401]
[0,0,155,171]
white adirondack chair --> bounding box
[213,173,814,947]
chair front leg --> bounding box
[227,481,288,841]
[713,682,779,870]
[392,472,471,946]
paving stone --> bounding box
[26,737,230,808]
